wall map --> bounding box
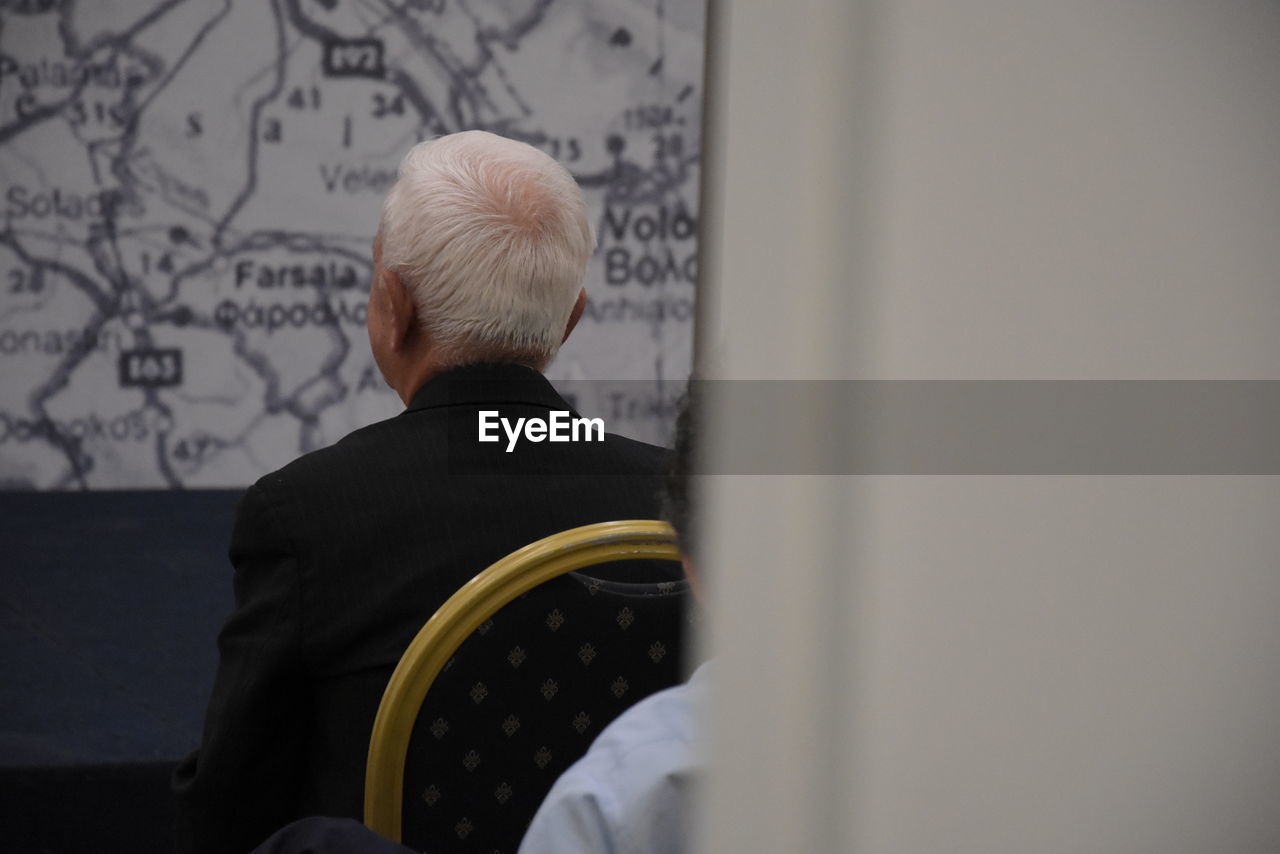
[0,0,702,488]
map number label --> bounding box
[8,267,42,294]
[322,38,385,79]
[370,92,405,119]
[287,86,322,111]
[119,349,183,389]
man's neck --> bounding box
[398,359,548,405]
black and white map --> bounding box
[0,0,702,489]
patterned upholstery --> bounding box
[398,570,695,853]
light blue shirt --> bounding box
[517,662,710,854]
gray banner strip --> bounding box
[691,381,1280,474]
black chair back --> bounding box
[400,571,693,853]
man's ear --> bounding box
[682,555,704,602]
[383,269,418,351]
[562,289,587,344]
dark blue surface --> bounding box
[0,490,240,766]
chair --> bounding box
[364,520,692,852]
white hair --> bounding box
[377,130,596,369]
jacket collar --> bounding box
[404,362,573,414]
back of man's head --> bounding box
[377,130,595,370]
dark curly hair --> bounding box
[662,384,697,559]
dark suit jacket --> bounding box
[173,363,671,854]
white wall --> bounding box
[697,2,1280,852]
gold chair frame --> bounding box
[363,519,681,842]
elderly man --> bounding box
[174,131,671,854]
[245,389,706,854]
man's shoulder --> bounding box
[563,672,703,795]
[246,412,420,497]
[593,430,669,471]
[519,671,706,854]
